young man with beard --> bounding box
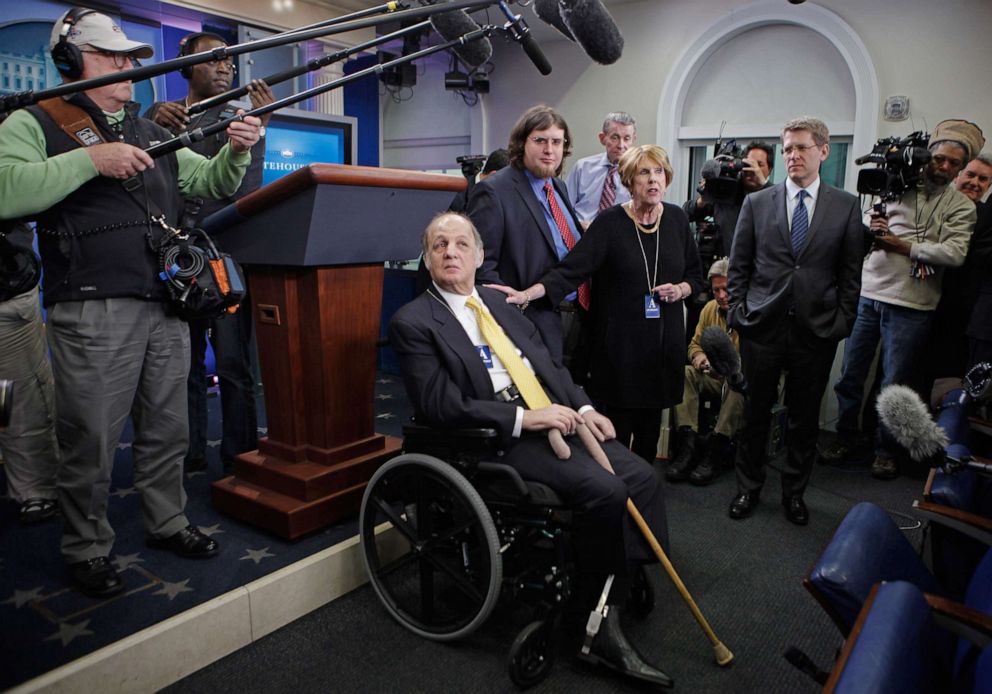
[822,119,982,480]
[145,33,274,475]
[467,105,585,364]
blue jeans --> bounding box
[834,297,933,455]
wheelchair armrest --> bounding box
[476,462,531,500]
[912,499,992,547]
[401,424,499,461]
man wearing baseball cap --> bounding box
[0,8,262,597]
[821,119,982,480]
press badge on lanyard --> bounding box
[635,222,661,319]
[644,294,660,318]
[476,345,494,368]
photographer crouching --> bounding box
[0,10,260,597]
[822,120,983,480]
[0,221,59,525]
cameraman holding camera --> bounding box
[822,120,982,480]
[683,141,774,260]
[0,10,260,597]
[0,222,59,525]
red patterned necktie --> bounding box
[544,180,590,310]
[598,164,617,211]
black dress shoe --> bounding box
[68,557,124,598]
[578,607,674,688]
[783,495,809,526]
[147,525,219,558]
[728,491,759,519]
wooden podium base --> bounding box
[211,434,402,539]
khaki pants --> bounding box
[674,365,744,438]
[0,287,58,503]
[49,298,191,562]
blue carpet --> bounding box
[0,373,411,690]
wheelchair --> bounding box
[359,424,653,688]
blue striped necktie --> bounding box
[791,189,809,255]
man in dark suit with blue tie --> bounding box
[467,105,586,365]
[726,116,865,525]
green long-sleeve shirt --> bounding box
[0,105,250,220]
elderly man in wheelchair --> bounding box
[363,212,672,688]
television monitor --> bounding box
[261,108,357,186]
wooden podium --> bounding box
[207,164,464,539]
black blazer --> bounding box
[466,166,583,356]
[967,201,992,342]
[727,181,865,342]
[388,285,591,447]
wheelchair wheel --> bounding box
[361,453,502,641]
[508,619,556,689]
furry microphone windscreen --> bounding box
[533,0,575,41]
[419,0,493,68]
[699,326,740,379]
[559,0,624,65]
[876,384,949,462]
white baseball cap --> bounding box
[50,10,154,59]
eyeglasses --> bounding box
[782,144,819,155]
[203,58,236,71]
[79,49,134,69]
[529,136,566,148]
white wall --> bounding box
[475,0,992,189]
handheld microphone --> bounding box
[876,385,948,463]
[533,0,575,41]
[497,1,552,75]
[558,0,624,65]
[699,326,746,394]
[419,0,493,68]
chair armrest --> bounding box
[913,499,992,546]
[925,593,992,649]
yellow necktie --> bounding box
[465,296,551,409]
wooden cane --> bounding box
[573,422,735,667]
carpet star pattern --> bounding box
[2,586,45,608]
[239,547,275,564]
[153,580,194,601]
[110,486,137,499]
[197,524,224,537]
[112,553,145,572]
[45,620,94,647]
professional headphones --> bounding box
[178,31,226,79]
[51,7,97,79]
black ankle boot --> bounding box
[665,427,696,482]
[579,606,674,688]
[690,433,731,486]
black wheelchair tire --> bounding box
[508,619,556,689]
[360,453,502,642]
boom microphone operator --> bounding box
[497,1,552,75]
[419,0,493,68]
[699,326,746,394]
[558,0,624,65]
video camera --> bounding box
[698,139,747,203]
[457,154,487,181]
[855,131,931,205]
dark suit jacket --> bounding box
[388,285,591,448]
[967,201,992,342]
[466,166,583,355]
[727,181,865,342]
